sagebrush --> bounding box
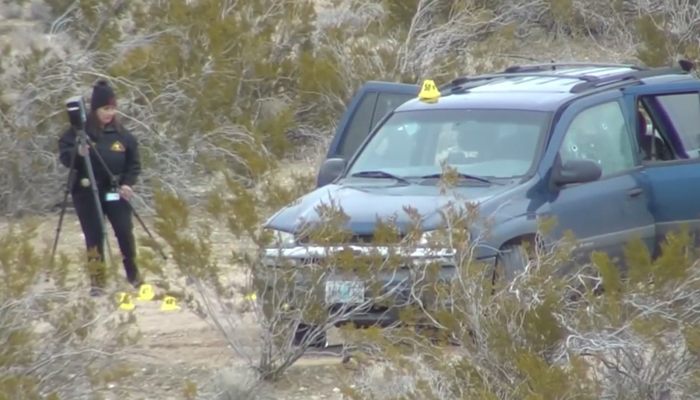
[2,0,700,399]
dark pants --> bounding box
[72,189,140,287]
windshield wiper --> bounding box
[419,172,500,185]
[350,170,412,184]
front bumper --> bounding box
[259,244,458,266]
[255,245,496,327]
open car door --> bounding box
[623,80,700,251]
[317,81,419,187]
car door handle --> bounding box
[627,187,643,198]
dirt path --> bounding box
[2,212,347,399]
[19,212,234,364]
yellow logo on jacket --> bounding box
[110,141,125,152]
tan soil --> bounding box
[2,211,346,399]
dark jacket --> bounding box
[58,123,141,193]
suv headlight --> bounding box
[418,230,439,246]
[263,229,296,248]
[418,229,470,247]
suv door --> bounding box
[545,94,656,272]
[318,81,418,187]
[623,81,700,250]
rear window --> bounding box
[656,93,700,156]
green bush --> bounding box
[2,0,697,215]
[0,219,139,400]
[3,0,700,398]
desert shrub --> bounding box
[136,162,700,399]
[3,0,700,398]
[6,168,700,399]
[0,219,139,400]
[0,1,24,19]
[1,0,332,215]
[338,228,700,399]
[1,0,697,216]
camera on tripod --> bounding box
[65,95,87,131]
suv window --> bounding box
[559,100,636,177]
[637,100,676,161]
[371,93,414,129]
[656,92,700,157]
[336,92,378,159]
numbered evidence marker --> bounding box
[160,295,181,311]
[117,292,135,311]
[418,79,440,103]
[137,284,155,301]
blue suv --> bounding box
[259,61,700,346]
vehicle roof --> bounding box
[396,66,695,113]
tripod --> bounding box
[49,128,167,285]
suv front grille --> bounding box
[296,234,406,245]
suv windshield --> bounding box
[346,109,552,180]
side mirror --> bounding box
[553,159,602,186]
[317,158,346,187]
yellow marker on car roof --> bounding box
[418,79,440,103]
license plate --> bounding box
[324,280,365,304]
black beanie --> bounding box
[90,80,116,110]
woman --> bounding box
[57,80,143,296]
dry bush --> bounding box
[0,219,141,400]
[1,0,698,216]
[3,0,700,398]
[0,2,24,19]
[336,222,700,399]
[143,162,700,399]
[26,0,51,21]
[208,365,276,400]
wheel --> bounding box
[494,242,530,284]
[293,323,328,348]
[414,324,460,346]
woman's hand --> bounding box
[119,185,134,200]
[78,144,90,156]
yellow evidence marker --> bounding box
[137,284,155,301]
[418,79,440,103]
[160,296,181,311]
[117,293,135,311]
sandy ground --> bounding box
[2,211,348,399]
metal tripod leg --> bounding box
[76,131,115,270]
[128,201,168,260]
[48,145,78,281]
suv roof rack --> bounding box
[569,64,691,93]
[439,59,696,95]
[441,72,597,94]
[503,62,645,73]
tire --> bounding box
[494,243,530,284]
[414,324,460,346]
[293,323,328,348]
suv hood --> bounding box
[264,181,514,235]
